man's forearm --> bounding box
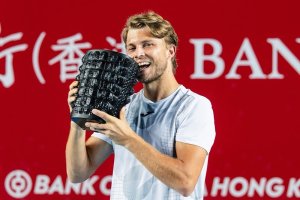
[126,135,197,196]
[65,122,90,183]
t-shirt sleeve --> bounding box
[176,96,216,154]
[91,131,113,145]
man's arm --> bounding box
[85,108,207,196]
[127,137,207,196]
[65,122,113,183]
[65,81,113,183]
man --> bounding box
[66,11,216,199]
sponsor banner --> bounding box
[2,170,300,199]
[4,170,111,199]
[1,0,300,199]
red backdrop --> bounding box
[1,0,300,199]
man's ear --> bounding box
[168,44,176,59]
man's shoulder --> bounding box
[179,85,212,106]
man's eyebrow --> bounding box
[126,39,156,47]
[125,43,135,48]
[142,39,154,43]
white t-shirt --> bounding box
[92,85,216,200]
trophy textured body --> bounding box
[71,49,138,129]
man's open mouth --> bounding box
[138,61,151,71]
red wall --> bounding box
[1,0,300,199]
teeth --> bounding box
[138,62,150,66]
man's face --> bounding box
[126,27,173,84]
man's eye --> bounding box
[127,47,135,51]
[144,43,152,47]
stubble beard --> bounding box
[138,63,168,84]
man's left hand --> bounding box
[85,107,136,147]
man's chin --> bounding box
[137,77,146,83]
[138,76,157,84]
[137,76,149,84]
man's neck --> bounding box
[143,74,179,102]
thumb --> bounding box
[119,107,126,121]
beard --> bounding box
[137,63,168,84]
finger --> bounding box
[69,81,79,90]
[92,109,115,122]
[95,129,112,138]
[85,122,110,131]
[119,107,126,121]
[68,88,78,97]
[68,96,76,104]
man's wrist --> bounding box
[125,133,144,152]
[70,121,85,134]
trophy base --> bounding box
[71,113,106,130]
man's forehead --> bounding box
[126,27,161,45]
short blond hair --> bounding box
[122,11,178,72]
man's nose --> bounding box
[134,46,145,59]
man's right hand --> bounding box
[68,81,79,113]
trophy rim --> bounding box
[85,49,135,62]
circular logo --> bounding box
[5,170,32,199]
